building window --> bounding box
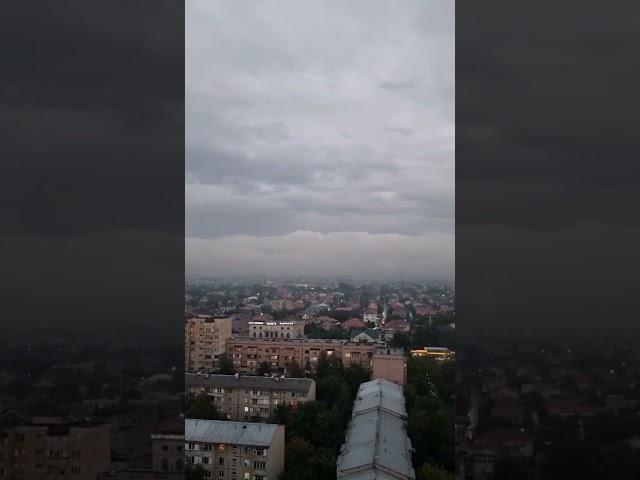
[176,459,184,471]
[161,458,169,471]
[253,461,266,469]
[219,470,225,478]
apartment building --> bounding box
[371,347,407,386]
[248,320,304,340]
[337,379,415,479]
[151,416,185,474]
[101,417,184,479]
[185,419,285,480]
[185,316,233,373]
[0,410,110,480]
[186,374,316,421]
[226,338,377,374]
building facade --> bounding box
[410,346,455,361]
[0,411,110,480]
[185,419,285,480]
[248,320,304,340]
[371,347,407,386]
[185,316,233,373]
[226,338,377,374]
[151,417,185,474]
[186,374,316,421]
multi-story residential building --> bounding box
[186,374,316,421]
[371,347,407,386]
[151,416,184,474]
[226,338,377,374]
[185,316,233,373]
[336,379,415,479]
[0,410,110,480]
[248,320,304,340]
[185,419,285,480]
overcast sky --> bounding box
[186,0,454,279]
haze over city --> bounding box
[186,0,454,279]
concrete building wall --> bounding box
[266,426,285,480]
[0,423,110,480]
[372,349,407,386]
[185,317,233,373]
[151,435,184,473]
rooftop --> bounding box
[337,379,415,479]
[186,373,314,393]
[352,379,407,418]
[186,419,280,447]
[338,410,414,479]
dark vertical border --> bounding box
[457,1,640,478]
[0,1,184,477]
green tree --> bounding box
[217,353,235,375]
[494,455,531,480]
[390,332,412,351]
[287,361,305,378]
[257,361,271,376]
[186,465,206,480]
[417,463,454,480]
[185,392,223,420]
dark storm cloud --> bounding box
[457,0,640,230]
[1,0,183,236]
[457,0,640,338]
[1,1,184,336]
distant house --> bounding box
[414,306,433,317]
[381,319,411,341]
[465,429,534,480]
[546,398,596,418]
[314,315,339,330]
[490,394,525,425]
[341,318,367,331]
[362,308,378,325]
[349,328,381,343]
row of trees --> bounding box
[405,356,456,480]
[273,356,369,480]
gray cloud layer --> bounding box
[186,0,454,278]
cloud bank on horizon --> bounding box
[186,0,454,279]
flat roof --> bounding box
[352,379,407,418]
[186,419,279,447]
[338,410,414,479]
[186,374,314,393]
[337,380,415,479]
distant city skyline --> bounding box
[186,0,454,279]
